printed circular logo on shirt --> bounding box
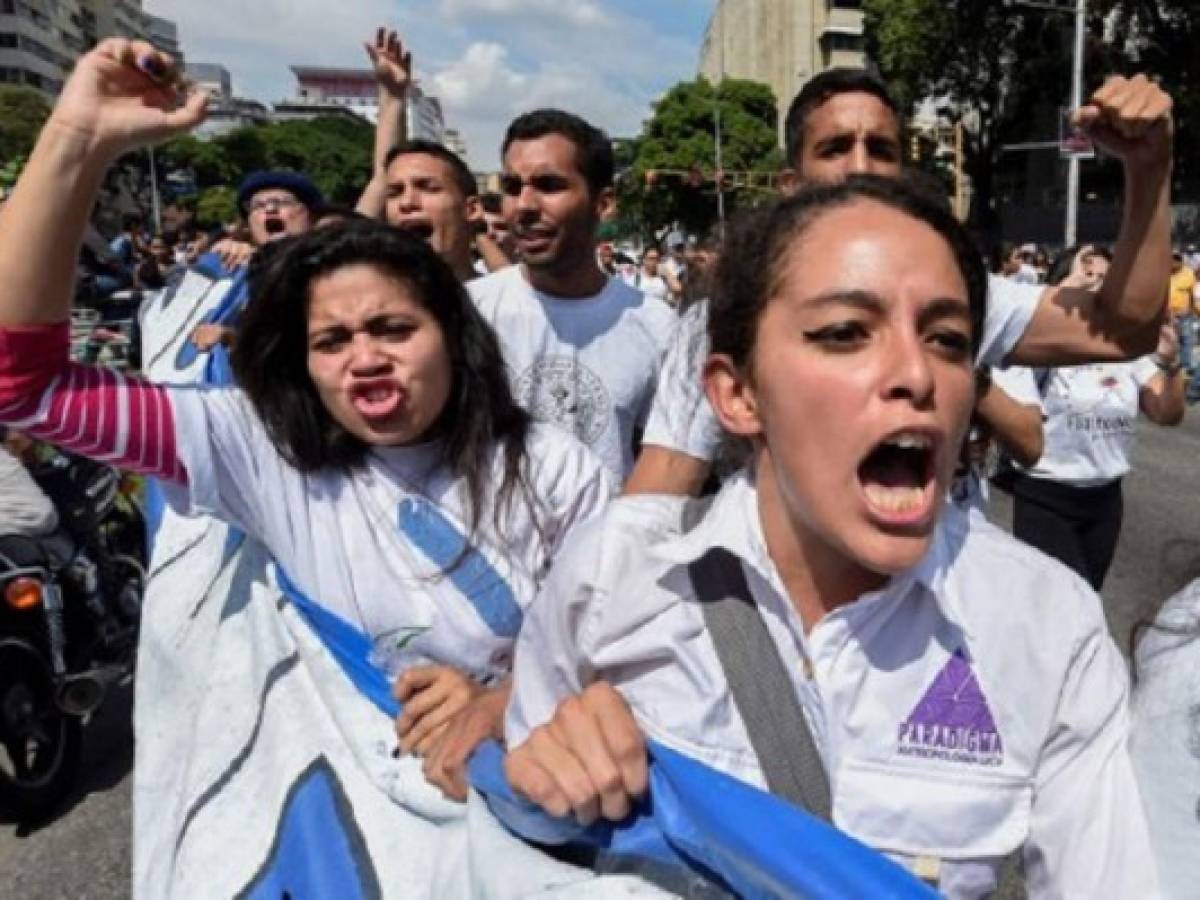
[514,356,611,446]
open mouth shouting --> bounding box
[262,215,286,236]
[349,378,408,422]
[396,219,435,243]
[857,429,940,528]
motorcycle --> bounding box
[0,449,146,819]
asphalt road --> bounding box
[3,414,1198,898]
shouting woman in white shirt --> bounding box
[502,176,1158,897]
[0,42,611,897]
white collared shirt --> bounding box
[507,471,1158,898]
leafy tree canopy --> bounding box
[866,0,1200,230]
[618,77,782,241]
[0,86,51,166]
[160,115,375,209]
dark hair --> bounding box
[709,174,987,370]
[385,140,478,200]
[122,213,143,231]
[784,68,902,171]
[501,109,614,194]
[480,191,504,215]
[232,220,536,543]
[310,202,366,227]
[1046,244,1111,287]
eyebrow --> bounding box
[802,289,970,325]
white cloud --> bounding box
[441,0,613,29]
[144,0,704,170]
[429,41,650,168]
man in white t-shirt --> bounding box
[468,110,676,479]
[625,67,1175,496]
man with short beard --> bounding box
[625,67,1175,496]
[468,109,677,480]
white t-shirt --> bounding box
[996,358,1158,486]
[507,472,1157,898]
[643,275,1043,463]
[1132,579,1200,899]
[628,271,671,306]
[468,265,676,479]
[0,444,57,536]
[164,387,614,681]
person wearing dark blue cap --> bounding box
[236,170,324,248]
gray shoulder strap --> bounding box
[687,547,833,821]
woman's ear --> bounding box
[703,353,762,438]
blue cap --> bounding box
[237,170,324,214]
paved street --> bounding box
[3,413,1198,898]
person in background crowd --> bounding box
[625,66,1174,498]
[134,233,182,290]
[468,108,677,480]
[663,236,689,304]
[504,178,1158,898]
[383,140,510,282]
[596,242,617,276]
[185,169,323,353]
[0,42,614,893]
[384,139,486,283]
[1167,249,1196,382]
[108,212,145,269]
[995,245,1185,590]
[626,245,682,308]
[479,191,517,264]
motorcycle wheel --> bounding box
[0,639,82,820]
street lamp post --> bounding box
[1009,0,1087,245]
[1065,0,1087,246]
[713,0,727,238]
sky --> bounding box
[143,0,716,169]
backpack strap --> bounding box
[687,547,833,821]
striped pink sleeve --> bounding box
[0,323,186,483]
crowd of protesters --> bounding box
[0,24,1197,900]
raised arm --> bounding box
[0,41,205,482]
[1009,75,1173,366]
[356,28,411,219]
[0,40,206,327]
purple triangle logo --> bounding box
[897,649,1004,765]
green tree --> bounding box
[159,116,376,209]
[619,77,782,241]
[866,0,1200,230]
[1091,1,1200,197]
[194,186,238,228]
[866,0,1080,232]
[0,86,51,165]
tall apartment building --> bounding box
[278,65,447,144]
[146,12,180,63]
[0,0,171,98]
[698,0,866,142]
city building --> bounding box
[185,62,233,100]
[698,0,866,143]
[278,65,446,142]
[0,0,171,98]
[145,13,180,63]
[443,127,467,161]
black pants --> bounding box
[1011,474,1123,591]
